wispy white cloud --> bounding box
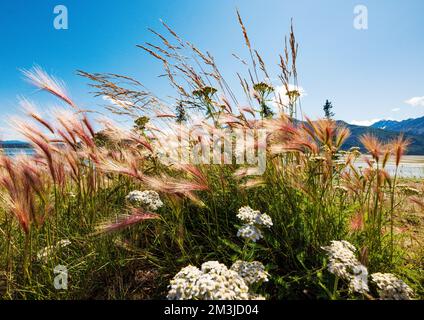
[271,84,306,112]
[350,118,383,127]
[391,107,400,112]
[405,96,424,107]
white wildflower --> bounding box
[37,239,71,262]
[237,224,263,242]
[321,240,359,279]
[37,247,55,262]
[126,190,163,211]
[126,190,144,203]
[237,206,273,228]
[237,206,260,224]
[57,239,71,247]
[167,261,254,300]
[371,273,414,300]
[256,213,273,228]
[166,265,203,300]
[322,241,370,294]
[230,260,269,285]
[349,264,369,294]
[201,261,229,274]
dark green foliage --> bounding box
[340,121,424,155]
[175,103,187,123]
[254,82,274,119]
[134,116,150,132]
[323,100,335,120]
[94,130,111,148]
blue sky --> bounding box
[1,0,424,138]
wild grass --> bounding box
[0,12,422,300]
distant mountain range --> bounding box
[371,116,424,135]
[0,140,32,148]
[339,120,424,155]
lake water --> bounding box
[352,155,424,178]
[1,148,424,178]
[1,148,35,157]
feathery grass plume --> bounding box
[391,135,410,167]
[381,145,392,168]
[302,118,349,153]
[22,66,77,109]
[19,98,55,134]
[349,212,364,232]
[236,10,260,84]
[142,174,209,194]
[79,70,159,118]
[410,196,424,209]
[96,208,159,234]
[12,119,60,184]
[237,10,251,50]
[335,126,350,149]
[98,157,142,180]
[173,164,209,187]
[0,155,53,234]
[360,134,383,163]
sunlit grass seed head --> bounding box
[396,185,420,196]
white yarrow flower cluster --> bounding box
[237,206,273,227]
[322,240,369,294]
[349,265,369,294]
[126,190,163,211]
[236,206,272,242]
[322,240,359,279]
[237,224,263,242]
[237,206,261,224]
[230,260,269,285]
[371,273,414,300]
[167,260,267,300]
[167,261,249,300]
[37,239,71,262]
[322,241,415,298]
